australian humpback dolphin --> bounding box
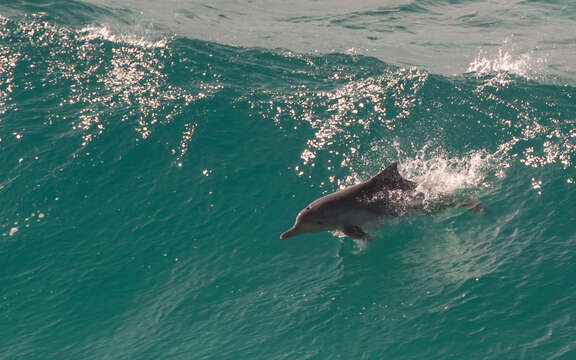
[280,163,481,240]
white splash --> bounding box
[467,45,547,86]
[468,49,531,77]
[399,149,495,196]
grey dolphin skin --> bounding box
[280,163,482,241]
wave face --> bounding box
[0,2,575,360]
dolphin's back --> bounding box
[312,163,417,218]
[311,167,399,212]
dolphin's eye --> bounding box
[317,221,323,225]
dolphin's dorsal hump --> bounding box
[368,162,417,191]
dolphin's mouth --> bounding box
[280,226,299,239]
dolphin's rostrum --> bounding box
[280,162,481,241]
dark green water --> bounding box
[1,1,575,359]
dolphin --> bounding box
[280,163,482,241]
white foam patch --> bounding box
[9,227,18,236]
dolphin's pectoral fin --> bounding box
[462,198,487,214]
[343,225,372,241]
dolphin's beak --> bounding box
[280,226,301,239]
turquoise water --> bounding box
[1,1,575,359]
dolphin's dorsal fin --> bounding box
[369,162,417,191]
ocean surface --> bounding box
[1,0,575,359]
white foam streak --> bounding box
[79,25,167,48]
